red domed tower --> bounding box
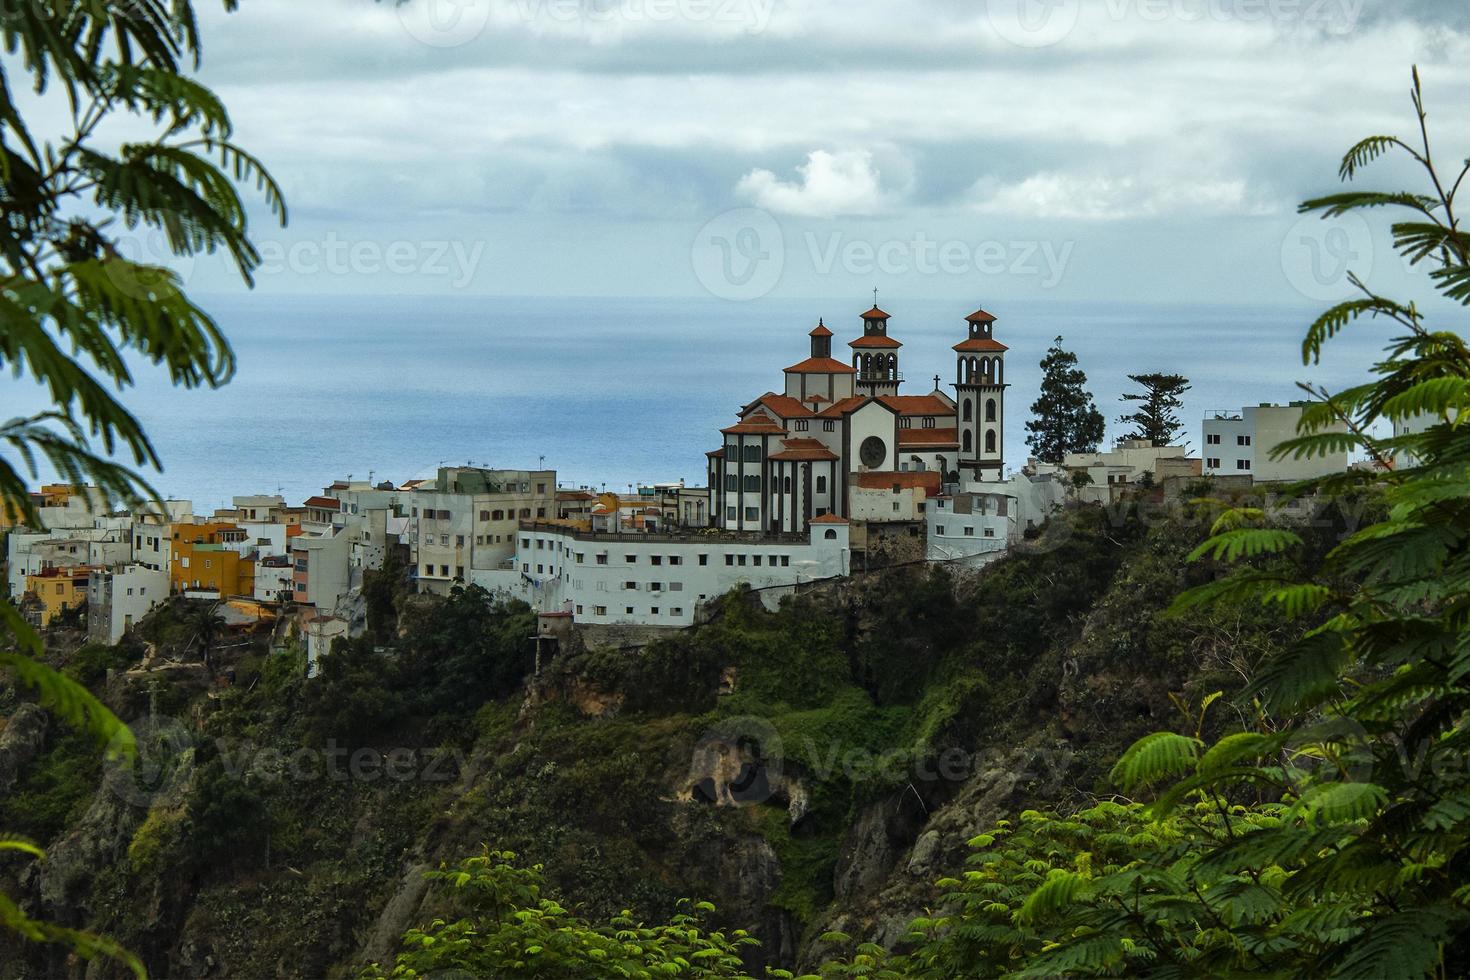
[953,307,1007,478]
[849,305,902,397]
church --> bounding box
[707,305,1008,533]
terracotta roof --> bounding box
[816,395,872,418]
[720,412,787,435]
[849,335,902,349]
[302,495,339,510]
[809,320,832,337]
[705,448,724,458]
[811,513,850,524]
[854,471,943,496]
[802,394,831,405]
[861,306,890,320]
[769,438,839,462]
[784,356,857,375]
[897,427,960,448]
[966,308,997,323]
[746,392,813,418]
[953,337,1009,353]
[879,394,954,416]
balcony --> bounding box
[857,371,903,383]
[1205,409,1243,421]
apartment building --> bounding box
[413,467,556,594]
[1202,403,1350,481]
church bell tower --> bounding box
[849,303,902,397]
[953,307,1007,479]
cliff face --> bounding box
[0,504,1300,978]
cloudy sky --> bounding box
[168,0,1470,305]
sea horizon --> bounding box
[1,292,1396,510]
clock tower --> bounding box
[954,308,1007,479]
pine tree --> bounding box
[1025,337,1105,464]
[1117,373,1190,446]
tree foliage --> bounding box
[1,1,281,973]
[1024,336,1105,463]
[364,850,762,979]
[1116,372,1190,447]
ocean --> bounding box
[0,294,1391,510]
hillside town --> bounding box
[5,304,1394,670]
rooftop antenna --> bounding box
[539,455,546,469]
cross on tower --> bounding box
[872,287,879,307]
[933,374,941,390]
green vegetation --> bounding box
[1024,336,1105,463]
[1116,373,1191,447]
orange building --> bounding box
[24,567,94,628]
[169,522,256,596]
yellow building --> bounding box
[169,522,256,596]
[24,568,93,628]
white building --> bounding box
[86,564,169,645]
[413,467,557,594]
[1202,403,1350,482]
[477,519,851,628]
[925,472,1066,566]
[1062,440,1198,491]
[253,557,295,603]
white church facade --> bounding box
[707,305,1010,533]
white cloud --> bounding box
[970,171,1278,221]
[737,150,887,216]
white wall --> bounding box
[87,565,168,645]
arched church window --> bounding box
[963,431,972,453]
[985,398,996,422]
[985,430,996,453]
[962,399,972,422]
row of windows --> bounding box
[934,525,996,538]
[1205,434,1252,446]
[960,398,998,423]
[790,420,838,433]
[584,605,685,618]
[417,506,548,521]
[421,564,466,579]
[1205,458,1252,471]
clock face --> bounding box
[859,436,886,469]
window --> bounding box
[440,534,449,546]
[536,507,546,518]
[744,507,758,521]
[964,526,974,536]
[816,475,827,493]
[725,555,735,566]
[985,398,997,422]
[670,582,683,591]
[493,509,505,520]
[625,554,637,563]
[1236,459,1251,470]
[456,565,465,579]
[456,535,465,546]
[440,565,449,576]
[726,506,737,521]
[594,605,607,616]
[521,537,531,549]
[423,564,433,577]
[699,554,709,565]
[768,556,778,567]
[753,555,762,566]
[737,554,747,566]
[651,555,663,566]
[743,445,761,462]
[823,420,835,432]
[595,554,608,565]
[536,564,544,574]
[537,483,546,494]
[1237,435,1251,445]
[576,605,583,615]
[519,508,531,518]
[983,527,996,537]
[962,399,972,422]
[626,606,635,615]
[671,607,683,616]
[479,510,490,521]
[824,529,837,540]
[922,416,936,429]
[936,525,945,535]
[743,475,760,492]
[651,607,660,615]
[892,502,900,512]
[1207,457,1221,469]
[576,553,585,563]
[651,582,663,592]
[669,556,682,566]
[624,581,638,590]
[899,417,912,428]
[781,556,790,567]
[985,430,997,453]
[1206,433,1221,445]
[794,420,809,431]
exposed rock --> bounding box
[364,861,434,966]
[0,703,49,795]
